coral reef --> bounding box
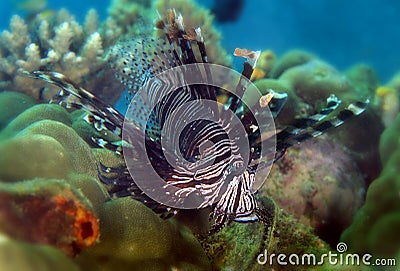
[248,50,384,182]
[279,59,354,105]
[372,69,400,128]
[0,0,232,104]
[341,113,400,258]
[0,179,99,256]
[202,196,330,271]
[374,85,398,127]
[0,91,36,130]
[344,64,379,99]
[243,50,386,251]
[0,9,124,103]
[0,92,212,270]
[0,1,393,269]
[0,235,80,271]
[270,50,315,79]
[76,197,211,271]
[262,135,366,246]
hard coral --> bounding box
[202,196,330,271]
[77,197,211,271]
[263,135,366,246]
[250,51,383,181]
[0,9,124,103]
[0,236,80,271]
[341,113,400,257]
[0,92,211,269]
[279,59,353,105]
[0,179,99,256]
[270,50,315,79]
[0,91,36,130]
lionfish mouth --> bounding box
[27,9,369,234]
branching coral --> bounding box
[1,0,231,104]
[0,9,124,103]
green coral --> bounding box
[0,91,36,130]
[107,0,152,35]
[341,113,400,257]
[0,104,72,140]
[77,197,211,271]
[18,120,99,177]
[0,236,80,271]
[0,134,71,182]
[270,50,315,79]
[345,64,379,100]
[279,59,354,105]
[248,50,383,181]
[0,92,212,270]
[202,197,329,271]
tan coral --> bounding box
[0,9,124,103]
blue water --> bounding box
[1,0,399,83]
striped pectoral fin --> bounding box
[30,71,124,123]
[275,98,370,155]
[27,70,125,134]
[310,99,369,136]
[27,70,128,155]
[278,94,342,138]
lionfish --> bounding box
[27,10,368,234]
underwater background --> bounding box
[1,0,399,82]
[0,0,399,270]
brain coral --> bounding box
[0,92,212,270]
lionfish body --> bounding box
[28,10,369,233]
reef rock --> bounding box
[263,135,366,246]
